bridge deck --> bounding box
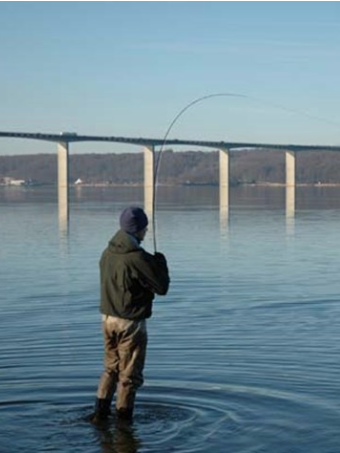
[0,131,340,152]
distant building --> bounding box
[1,177,43,187]
[3,177,26,186]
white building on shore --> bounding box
[3,177,26,186]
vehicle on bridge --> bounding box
[59,132,77,136]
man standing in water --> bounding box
[91,206,170,423]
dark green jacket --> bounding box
[99,229,170,320]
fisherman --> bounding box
[91,206,170,423]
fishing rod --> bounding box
[151,93,247,252]
[151,92,340,252]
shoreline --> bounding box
[2,182,340,188]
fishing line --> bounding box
[151,92,340,252]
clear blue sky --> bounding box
[1,2,340,154]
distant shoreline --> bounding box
[2,150,340,187]
[73,182,340,188]
[3,182,340,188]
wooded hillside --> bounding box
[1,149,340,185]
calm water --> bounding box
[1,185,340,453]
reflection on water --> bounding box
[58,185,69,236]
[285,185,295,218]
[3,183,340,209]
[1,185,340,452]
[285,186,295,234]
[94,421,141,453]
[219,183,229,230]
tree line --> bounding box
[1,149,340,186]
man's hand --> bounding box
[154,252,166,262]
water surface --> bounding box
[1,185,340,452]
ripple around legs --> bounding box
[1,382,338,453]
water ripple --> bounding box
[2,381,339,453]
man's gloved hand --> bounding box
[154,252,166,262]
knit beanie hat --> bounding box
[119,206,148,234]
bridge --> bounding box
[1,130,340,229]
[1,130,340,152]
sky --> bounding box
[1,2,340,155]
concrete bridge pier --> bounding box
[144,145,155,218]
[285,150,296,217]
[58,142,69,233]
[219,148,230,224]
